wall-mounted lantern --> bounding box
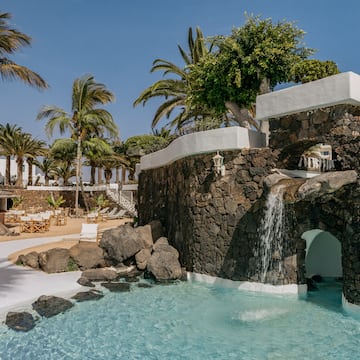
[212,151,225,176]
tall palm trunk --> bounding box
[5,155,10,186]
[16,157,24,187]
[97,167,103,184]
[75,136,82,211]
[104,169,112,184]
[115,167,120,184]
[27,159,33,186]
[90,162,96,185]
[121,166,126,188]
[79,174,89,212]
[45,174,50,186]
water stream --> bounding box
[259,185,285,283]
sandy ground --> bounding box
[0,217,132,262]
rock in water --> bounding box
[71,290,104,302]
[147,245,182,281]
[5,312,36,332]
[81,268,118,281]
[101,282,131,292]
[32,295,74,318]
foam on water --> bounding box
[236,308,289,322]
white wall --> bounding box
[302,229,342,278]
[256,72,360,120]
[0,158,35,186]
[139,127,266,171]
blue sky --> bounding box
[1,0,360,144]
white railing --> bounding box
[106,188,137,217]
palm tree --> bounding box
[0,12,48,88]
[33,157,58,186]
[54,162,76,186]
[134,27,211,131]
[83,137,114,185]
[9,131,46,187]
[0,123,22,185]
[37,74,118,210]
[25,138,47,185]
[99,153,130,185]
[50,138,77,167]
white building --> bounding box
[0,158,36,186]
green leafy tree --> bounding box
[0,12,48,88]
[187,15,339,129]
[37,74,118,210]
[122,134,170,181]
[290,59,339,83]
[50,138,77,167]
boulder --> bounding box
[297,170,358,200]
[263,172,291,189]
[32,295,74,318]
[17,251,39,269]
[149,220,164,242]
[147,246,182,281]
[69,242,106,270]
[135,248,151,270]
[101,282,131,292]
[81,268,118,281]
[153,242,179,258]
[38,248,70,273]
[5,312,36,332]
[135,224,153,249]
[77,276,95,287]
[71,290,104,302]
[0,223,17,236]
[152,237,169,251]
[100,223,153,263]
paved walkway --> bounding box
[0,234,85,320]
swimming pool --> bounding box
[0,279,359,359]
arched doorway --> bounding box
[302,229,342,278]
[301,229,343,309]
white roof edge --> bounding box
[256,72,360,120]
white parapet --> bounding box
[256,71,360,120]
[139,127,266,171]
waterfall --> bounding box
[259,185,285,283]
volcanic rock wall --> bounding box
[138,148,303,284]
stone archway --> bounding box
[302,229,342,279]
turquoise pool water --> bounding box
[0,279,359,359]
